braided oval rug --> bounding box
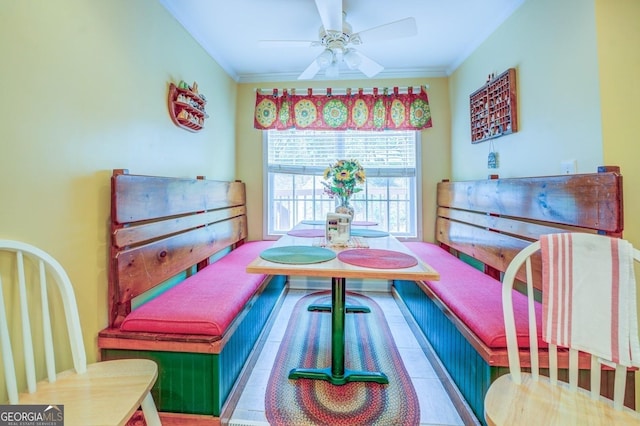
[265,291,420,425]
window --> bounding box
[264,129,421,239]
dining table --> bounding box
[246,222,440,386]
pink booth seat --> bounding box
[403,242,545,349]
[120,241,274,337]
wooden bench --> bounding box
[393,167,630,424]
[97,170,286,425]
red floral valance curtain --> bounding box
[254,86,432,131]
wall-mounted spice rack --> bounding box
[470,68,518,143]
[168,81,208,132]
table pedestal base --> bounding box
[289,277,387,386]
[288,367,388,385]
[307,304,370,313]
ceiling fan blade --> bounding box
[298,59,322,80]
[354,17,417,44]
[258,40,318,48]
[355,51,384,78]
[314,0,343,32]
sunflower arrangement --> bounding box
[321,159,366,205]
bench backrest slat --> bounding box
[437,218,542,284]
[114,216,247,304]
[108,170,248,327]
[112,174,245,224]
[437,207,571,240]
[437,172,623,233]
[113,206,246,248]
[436,169,623,289]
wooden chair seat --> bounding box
[485,373,640,425]
[16,359,158,425]
[0,240,161,426]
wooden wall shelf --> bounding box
[168,82,208,132]
[470,68,518,143]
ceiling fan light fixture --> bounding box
[316,49,334,69]
[333,48,344,62]
[344,49,361,69]
[282,0,417,80]
[325,62,340,78]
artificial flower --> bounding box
[321,159,366,204]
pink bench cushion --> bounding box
[403,242,544,349]
[120,241,274,337]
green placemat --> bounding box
[260,246,336,264]
[350,229,389,238]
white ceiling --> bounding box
[159,0,525,83]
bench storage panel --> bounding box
[103,273,285,417]
[98,170,284,423]
[395,278,494,421]
[394,168,632,424]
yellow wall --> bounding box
[0,0,237,377]
[236,77,451,243]
[595,0,640,403]
[449,0,603,180]
[596,0,640,246]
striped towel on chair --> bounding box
[540,233,640,367]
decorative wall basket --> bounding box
[168,81,208,132]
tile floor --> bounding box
[224,289,478,426]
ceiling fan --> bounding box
[258,0,417,80]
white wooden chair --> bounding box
[0,240,161,426]
[484,236,640,425]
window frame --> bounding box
[261,130,422,241]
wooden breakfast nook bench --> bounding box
[97,169,285,425]
[393,166,630,424]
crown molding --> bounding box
[236,67,448,84]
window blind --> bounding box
[267,129,416,177]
